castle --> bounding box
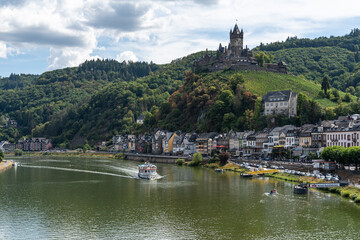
[194,24,287,73]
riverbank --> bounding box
[269,172,360,204]
[0,160,13,174]
[6,151,116,158]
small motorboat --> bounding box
[269,189,277,195]
[138,161,157,180]
[215,168,223,173]
[294,185,308,194]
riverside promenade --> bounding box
[0,160,13,173]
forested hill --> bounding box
[255,29,360,92]
[0,59,159,142]
[23,52,205,147]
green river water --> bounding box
[0,156,359,239]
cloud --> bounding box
[2,0,360,76]
[0,42,7,58]
[85,2,151,31]
[116,51,138,62]
[0,26,86,47]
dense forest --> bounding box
[30,53,204,147]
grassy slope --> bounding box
[237,71,345,108]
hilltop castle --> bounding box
[194,24,287,73]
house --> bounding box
[136,133,152,153]
[285,130,296,148]
[255,129,270,156]
[16,138,52,151]
[183,133,197,156]
[152,130,166,155]
[324,125,360,148]
[2,117,18,128]
[113,135,127,151]
[0,141,15,152]
[299,125,315,147]
[195,132,218,155]
[127,135,136,152]
[173,134,186,154]
[162,132,177,154]
[243,133,256,156]
[262,90,298,117]
[136,115,145,125]
[229,131,241,155]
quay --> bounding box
[124,153,188,164]
[0,160,14,174]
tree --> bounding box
[189,153,203,166]
[0,150,4,161]
[321,76,330,95]
[218,152,230,166]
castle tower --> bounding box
[229,24,243,57]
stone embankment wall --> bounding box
[0,160,13,173]
[125,153,188,164]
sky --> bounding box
[1,0,360,77]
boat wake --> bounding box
[19,165,136,179]
[106,165,139,177]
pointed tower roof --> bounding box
[233,24,241,34]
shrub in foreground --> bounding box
[176,159,185,166]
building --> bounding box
[136,115,145,124]
[194,24,287,73]
[262,90,298,117]
[324,126,360,148]
[195,133,217,155]
[16,138,52,151]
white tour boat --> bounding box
[138,161,157,180]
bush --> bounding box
[0,150,4,160]
[351,194,358,200]
[188,153,202,166]
[208,155,219,164]
[176,159,185,166]
[354,197,360,204]
[341,190,350,198]
[205,163,220,169]
[188,160,201,167]
[114,153,124,159]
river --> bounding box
[0,156,359,239]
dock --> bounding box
[246,169,279,175]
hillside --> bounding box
[31,52,205,147]
[145,70,356,133]
[240,71,349,108]
[255,29,360,92]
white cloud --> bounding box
[1,0,360,74]
[0,42,7,58]
[116,51,138,62]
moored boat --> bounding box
[241,173,253,178]
[293,185,308,194]
[138,161,157,180]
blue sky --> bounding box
[1,0,360,77]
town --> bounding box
[2,89,360,164]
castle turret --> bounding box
[229,24,243,57]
